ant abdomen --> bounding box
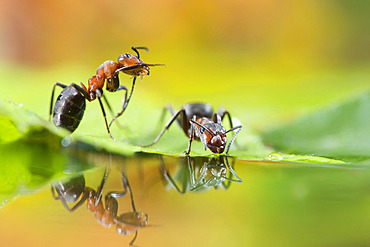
[52,86,86,132]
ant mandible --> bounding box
[49,46,162,140]
[142,103,242,154]
[51,168,148,246]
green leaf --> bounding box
[0,98,66,145]
[0,98,348,165]
[262,91,370,162]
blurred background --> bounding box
[1,0,369,132]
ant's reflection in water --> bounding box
[159,155,242,193]
[51,166,147,246]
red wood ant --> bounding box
[49,46,162,140]
[51,168,148,245]
[142,103,242,154]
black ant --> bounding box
[49,46,162,140]
[51,168,148,246]
[158,155,242,193]
[142,103,242,154]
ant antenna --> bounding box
[225,125,242,134]
[190,120,214,136]
[224,156,242,183]
[225,125,242,154]
[131,46,149,59]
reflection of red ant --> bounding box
[51,168,148,246]
[49,47,163,140]
[143,103,242,154]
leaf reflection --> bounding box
[51,163,147,246]
[158,155,243,193]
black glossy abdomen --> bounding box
[52,86,86,132]
[183,103,213,119]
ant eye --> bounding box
[118,54,132,64]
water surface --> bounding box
[0,151,369,247]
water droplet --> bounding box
[61,137,71,147]
[267,152,283,161]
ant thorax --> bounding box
[96,60,119,78]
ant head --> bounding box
[199,123,227,154]
[117,53,141,67]
[117,53,151,78]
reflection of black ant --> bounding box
[143,103,242,154]
[49,47,162,140]
[51,168,148,246]
[158,155,242,193]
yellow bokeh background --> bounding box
[1,0,369,132]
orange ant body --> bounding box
[49,47,162,140]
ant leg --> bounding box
[108,85,128,128]
[218,108,234,129]
[51,185,60,200]
[109,76,136,128]
[49,82,67,121]
[158,155,186,194]
[152,104,177,134]
[225,125,242,154]
[94,166,109,207]
[153,106,169,132]
[66,191,91,212]
[102,93,125,130]
[102,94,116,118]
[131,46,149,59]
[188,157,209,191]
[185,116,197,155]
[129,231,139,247]
[107,171,128,199]
[107,170,136,211]
[141,108,186,147]
[96,88,116,141]
[69,83,91,99]
[213,113,223,125]
[106,73,120,92]
[166,104,185,128]
[166,104,177,115]
[124,171,136,212]
[187,156,196,187]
